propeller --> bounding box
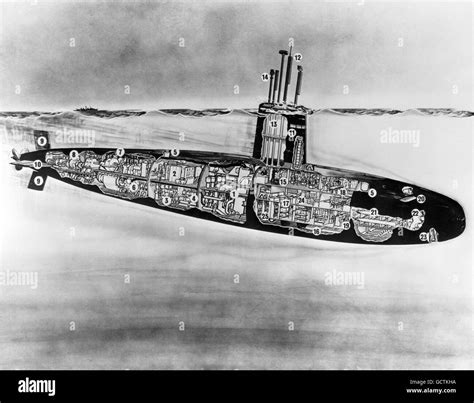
[11,148,20,161]
[11,149,23,171]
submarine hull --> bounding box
[17,147,465,245]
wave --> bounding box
[0,107,472,120]
[319,108,474,118]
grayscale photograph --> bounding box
[0,0,472,376]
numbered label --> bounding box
[116,148,125,157]
[130,182,139,192]
[33,176,44,186]
[411,209,420,217]
[340,188,347,196]
[261,72,269,82]
[190,194,199,203]
[294,53,303,62]
[343,221,351,230]
[261,212,269,220]
[287,129,296,139]
[368,188,377,198]
[171,148,180,157]
[69,150,79,159]
[269,120,278,128]
[33,160,42,170]
[279,177,288,186]
[162,196,172,206]
[416,194,426,204]
[313,227,321,236]
[370,208,378,216]
[419,232,428,242]
[281,199,290,208]
[229,190,237,199]
[37,136,47,147]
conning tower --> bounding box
[252,46,308,170]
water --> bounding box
[0,108,471,369]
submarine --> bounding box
[11,47,465,245]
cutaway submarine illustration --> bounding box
[11,47,465,244]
